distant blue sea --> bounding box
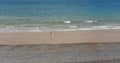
[0,0,120,32]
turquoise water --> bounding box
[0,0,120,32]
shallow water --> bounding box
[0,0,120,32]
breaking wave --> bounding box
[0,25,120,32]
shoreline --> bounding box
[0,30,120,45]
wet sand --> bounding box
[0,43,120,63]
[0,30,120,45]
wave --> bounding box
[0,25,120,32]
[84,20,98,23]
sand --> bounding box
[0,43,120,63]
[0,30,120,45]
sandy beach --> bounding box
[0,30,120,63]
[0,43,120,63]
[0,30,120,45]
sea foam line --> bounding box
[0,25,120,32]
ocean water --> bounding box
[0,0,120,32]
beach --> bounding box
[0,0,120,63]
[1,30,120,63]
[0,30,120,45]
[0,43,120,63]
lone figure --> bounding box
[50,32,52,41]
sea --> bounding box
[0,0,120,32]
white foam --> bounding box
[63,20,71,24]
[84,20,98,23]
[0,25,120,32]
[91,26,120,30]
[0,26,42,32]
[69,26,78,28]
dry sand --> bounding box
[0,30,120,45]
